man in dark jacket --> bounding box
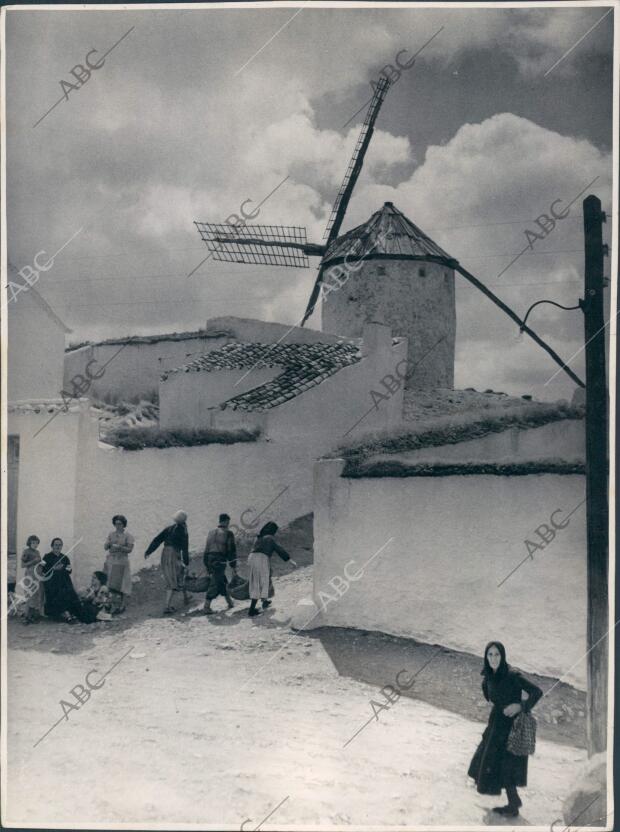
[203,514,237,614]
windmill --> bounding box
[193,76,585,388]
[194,76,393,327]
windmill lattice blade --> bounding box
[322,76,391,244]
[301,77,392,326]
[194,222,310,268]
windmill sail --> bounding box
[322,76,391,247]
[191,77,391,298]
[301,76,392,325]
[194,222,319,268]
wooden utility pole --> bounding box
[582,194,609,756]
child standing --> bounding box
[21,535,44,624]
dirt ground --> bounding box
[5,515,587,828]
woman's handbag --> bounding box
[506,711,537,756]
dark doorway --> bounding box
[7,435,19,561]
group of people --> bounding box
[18,514,135,624]
[16,509,297,624]
[144,511,297,617]
[16,514,542,818]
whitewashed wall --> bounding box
[369,418,585,465]
[264,331,406,444]
[313,459,587,689]
[160,367,278,429]
[11,404,318,589]
[73,436,320,583]
[63,316,349,404]
[64,334,230,402]
[9,403,88,582]
[161,324,407,441]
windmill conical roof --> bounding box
[323,202,454,265]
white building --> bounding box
[6,275,94,584]
[160,321,405,443]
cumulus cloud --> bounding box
[5,7,614,399]
[320,112,611,399]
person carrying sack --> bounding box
[467,640,542,818]
[203,514,237,615]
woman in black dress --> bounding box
[41,538,82,623]
[468,641,542,817]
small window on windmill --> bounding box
[376,265,386,276]
[418,266,426,277]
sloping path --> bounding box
[6,567,586,828]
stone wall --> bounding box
[321,258,456,390]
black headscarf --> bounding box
[258,522,278,537]
[481,640,509,680]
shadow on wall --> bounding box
[311,626,585,749]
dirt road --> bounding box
[5,562,586,828]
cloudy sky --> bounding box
[5,3,615,400]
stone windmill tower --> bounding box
[320,201,456,390]
[194,75,584,392]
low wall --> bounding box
[64,333,230,402]
[206,315,349,346]
[72,434,326,584]
[161,334,407,441]
[64,317,349,404]
[370,418,585,465]
[160,367,278,429]
[313,459,587,688]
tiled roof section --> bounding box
[162,341,362,412]
[323,201,453,265]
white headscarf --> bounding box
[173,510,187,524]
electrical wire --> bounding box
[14,212,612,267]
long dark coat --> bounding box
[41,552,82,619]
[468,666,542,794]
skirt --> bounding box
[468,708,529,794]
[24,565,44,614]
[161,545,184,591]
[104,552,132,595]
[248,551,270,600]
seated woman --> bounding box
[79,571,113,623]
[42,538,82,623]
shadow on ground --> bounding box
[309,626,586,749]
